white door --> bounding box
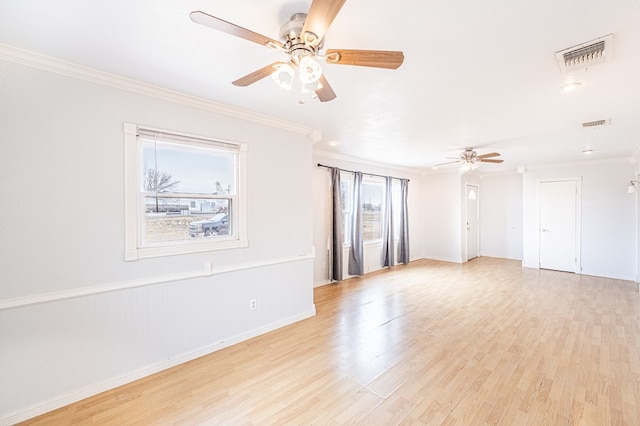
[466,184,479,261]
[539,180,578,272]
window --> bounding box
[392,179,401,240]
[361,180,384,242]
[340,174,385,244]
[340,175,352,245]
[124,123,247,260]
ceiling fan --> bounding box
[189,0,404,103]
[434,148,504,171]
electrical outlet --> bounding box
[249,299,257,310]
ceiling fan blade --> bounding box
[232,62,283,87]
[477,152,501,159]
[433,160,461,167]
[479,159,504,163]
[190,11,284,49]
[315,74,337,102]
[302,0,346,44]
[324,49,404,69]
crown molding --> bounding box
[313,149,423,177]
[519,156,633,171]
[0,43,315,137]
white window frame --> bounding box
[360,177,385,244]
[391,179,401,242]
[123,122,248,261]
[340,173,386,246]
[340,172,352,246]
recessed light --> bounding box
[583,149,593,155]
[561,82,582,92]
[327,140,340,147]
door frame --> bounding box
[465,183,480,261]
[537,177,582,273]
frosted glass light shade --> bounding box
[271,63,294,90]
[459,162,479,172]
[298,56,322,84]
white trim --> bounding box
[314,279,334,288]
[465,183,480,262]
[0,253,314,311]
[314,150,423,176]
[0,43,314,137]
[518,157,633,171]
[536,177,582,273]
[424,255,464,264]
[0,306,316,425]
[123,123,139,260]
[124,122,249,260]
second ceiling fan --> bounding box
[435,148,504,172]
[190,0,404,102]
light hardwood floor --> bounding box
[21,257,640,424]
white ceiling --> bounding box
[2,0,640,172]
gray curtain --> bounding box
[330,167,343,281]
[348,172,364,276]
[397,178,410,264]
[382,176,395,267]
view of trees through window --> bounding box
[141,138,236,243]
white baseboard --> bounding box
[314,279,333,287]
[423,255,463,264]
[0,306,316,426]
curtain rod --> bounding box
[317,163,409,182]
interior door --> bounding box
[539,180,578,272]
[466,184,479,261]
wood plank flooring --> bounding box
[20,257,640,424]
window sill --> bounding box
[341,239,383,249]
[125,239,249,261]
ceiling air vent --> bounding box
[582,119,610,128]
[555,34,613,74]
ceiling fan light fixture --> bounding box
[298,56,322,83]
[271,63,294,90]
[459,162,480,173]
[301,80,322,95]
[561,82,582,92]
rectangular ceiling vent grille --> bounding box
[582,119,609,128]
[555,34,613,74]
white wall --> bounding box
[0,58,315,422]
[522,161,637,280]
[312,153,423,286]
[423,171,520,263]
[479,173,523,260]
[422,172,463,262]
[3,50,639,424]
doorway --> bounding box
[538,179,581,273]
[466,184,479,261]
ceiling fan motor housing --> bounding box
[461,148,478,163]
[278,13,324,62]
